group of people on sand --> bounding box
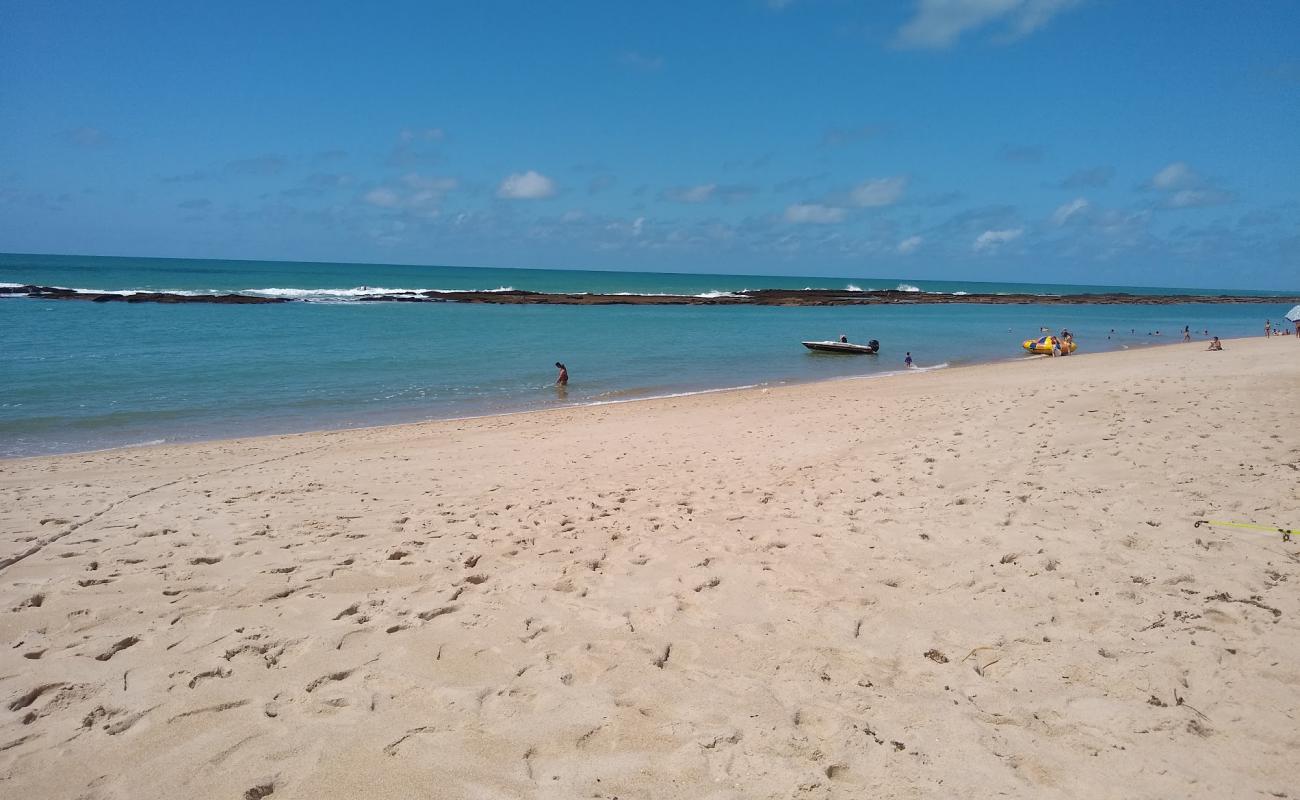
[1264,319,1299,338]
[1205,318,1298,352]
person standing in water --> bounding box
[554,362,569,386]
[1183,325,1191,342]
[904,352,913,368]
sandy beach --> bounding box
[1,337,1297,799]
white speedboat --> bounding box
[802,339,879,354]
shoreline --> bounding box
[0,334,1252,463]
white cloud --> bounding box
[661,183,756,204]
[1051,197,1089,225]
[897,235,924,254]
[850,176,908,207]
[896,0,1083,49]
[784,203,846,224]
[1145,162,1235,208]
[1150,161,1197,190]
[973,227,1023,252]
[497,170,557,200]
[363,187,401,208]
[361,174,457,213]
[668,183,717,203]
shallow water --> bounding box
[2,253,1291,456]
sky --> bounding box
[1,0,1298,289]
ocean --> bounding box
[2,252,1293,457]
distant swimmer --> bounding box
[554,361,569,386]
[1207,337,1223,351]
[904,352,913,368]
[839,334,849,343]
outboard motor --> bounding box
[868,339,880,353]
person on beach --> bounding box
[905,352,913,368]
[1051,338,1061,357]
[1265,319,1271,337]
[554,362,569,386]
[1183,325,1191,342]
[1207,337,1223,351]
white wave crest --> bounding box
[240,285,515,301]
[895,283,921,292]
[845,284,864,292]
[241,286,427,300]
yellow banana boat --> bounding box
[1023,335,1076,355]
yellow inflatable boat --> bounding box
[1023,335,1076,355]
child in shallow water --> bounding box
[904,352,913,368]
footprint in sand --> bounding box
[95,636,141,661]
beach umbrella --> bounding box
[1286,305,1300,323]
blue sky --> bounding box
[2,0,1298,289]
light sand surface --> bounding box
[1,337,1298,799]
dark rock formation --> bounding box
[1,285,289,304]
[359,288,1300,306]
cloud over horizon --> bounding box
[784,203,846,224]
[850,176,908,207]
[497,170,557,200]
[973,227,1024,252]
[1145,162,1236,209]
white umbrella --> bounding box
[1286,305,1300,323]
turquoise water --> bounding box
[2,253,1294,457]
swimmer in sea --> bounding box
[554,362,569,386]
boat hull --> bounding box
[802,341,879,354]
